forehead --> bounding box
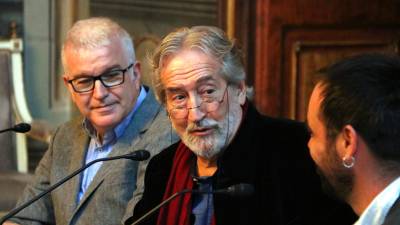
[64,39,127,77]
[161,49,224,89]
[307,84,327,133]
[308,84,323,115]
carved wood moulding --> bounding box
[91,0,217,19]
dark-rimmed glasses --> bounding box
[168,85,228,119]
[67,63,134,93]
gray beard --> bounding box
[181,105,241,160]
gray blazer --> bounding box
[10,89,178,225]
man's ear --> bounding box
[132,61,142,89]
[237,80,246,105]
[62,75,69,86]
[62,75,75,98]
[63,75,72,91]
[338,125,359,159]
[133,61,141,80]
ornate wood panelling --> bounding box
[91,0,217,20]
[247,0,400,119]
[284,28,399,120]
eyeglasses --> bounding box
[67,63,134,93]
[168,85,228,119]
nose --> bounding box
[92,80,108,99]
[187,96,206,122]
[187,106,206,123]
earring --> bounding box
[342,156,355,168]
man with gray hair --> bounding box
[125,26,355,225]
[4,17,177,225]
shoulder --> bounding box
[132,89,179,153]
[143,142,178,189]
[49,116,85,141]
[383,196,400,225]
[263,116,307,134]
[139,86,160,109]
[46,117,87,159]
[147,142,179,173]
[246,103,309,143]
[56,116,84,132]
[130,143,180,224]
[134,88,173,133]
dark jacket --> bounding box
[382,196,400,225]
[127,103,356,225]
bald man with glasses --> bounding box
[4,17,178,225]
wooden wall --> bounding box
[223,0,400,121]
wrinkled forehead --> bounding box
[160,50,223,87]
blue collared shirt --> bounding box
[77,86,147,202]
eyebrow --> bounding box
[166,86,184,94]
[165,74,218,93]
[195,75,216,85]
[70,64,122,79]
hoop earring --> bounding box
[342,156,355,168]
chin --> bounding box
[316,167,354,203]
[190,146,222,160]
[182,134,225,159]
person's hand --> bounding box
[2,221,20,225]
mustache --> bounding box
[91,101,116,109]
[186,118,219,132]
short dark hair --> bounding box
[319,53,400,163]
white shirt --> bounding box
[354,176,400,225]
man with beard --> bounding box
[125,26,355,225]
[307,53,400,225]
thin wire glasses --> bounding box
[168,85,228,119]
[67,63,134,93]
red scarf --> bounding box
[156,142,216,225]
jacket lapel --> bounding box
[63,124,89,220]
[382,195,400,225]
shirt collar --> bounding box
[354,176,400,225]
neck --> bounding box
[95,127,112,144]
[96,132,104,144]
[348,172,397,216]
[197,156,217,177]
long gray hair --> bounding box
[151,26,246,104]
